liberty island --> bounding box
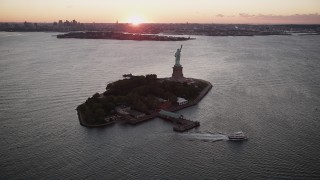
[76,45,212,131]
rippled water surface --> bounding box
[1,32,320,179]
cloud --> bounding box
[239,13,255,18]
[238,13,320,19]
[282,13,319,19]
[212,12,320,24]
[216,14,224,18]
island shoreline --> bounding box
[57,31,194,41]
[77,78,212,128]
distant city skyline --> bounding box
[1,0,320,24]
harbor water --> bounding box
[1,32,320,179]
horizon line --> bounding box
[1,21,320,25]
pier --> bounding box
[158,110,200,132]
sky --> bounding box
[1,0,320,24]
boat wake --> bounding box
[180,132,229,142]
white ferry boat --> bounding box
[228,131,248,141]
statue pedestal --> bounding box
[172,65,184,80]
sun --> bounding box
[128,16,145,26]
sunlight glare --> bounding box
[128,16,144,25]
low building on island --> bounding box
[115,105,131,115]
[128,110,146,119]
[159,110,184,119]
[115,105,145,119]
[177,97,188,105]
[104,115,116,123]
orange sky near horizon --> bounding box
[1,0,320,24]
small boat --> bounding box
[228,131,248,141]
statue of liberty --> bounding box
[174,45,183,66]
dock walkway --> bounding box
[157,111,200,132]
